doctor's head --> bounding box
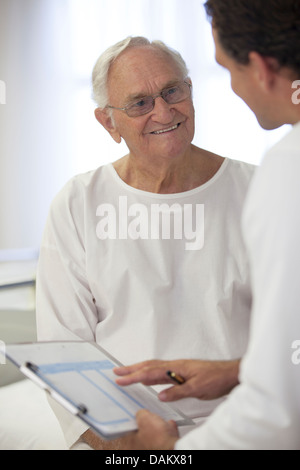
[205,0,300,129]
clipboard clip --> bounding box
[20,361,88,417]
[25,361,39,372]
[77,404,88,415]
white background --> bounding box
[0,0,290,252]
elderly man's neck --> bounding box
[113,145,224,194]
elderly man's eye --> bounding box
[166,87,179,96]
[133,99,147,108]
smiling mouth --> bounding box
[151,123,181,135]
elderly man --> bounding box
[36,36,254,450]
[120,1,300,450]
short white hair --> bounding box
[92,36,189,109]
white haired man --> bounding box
[36,36,255,450]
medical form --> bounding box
[4,341,193,440]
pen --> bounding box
[166,370,186,385]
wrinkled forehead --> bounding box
[107,46,185,100]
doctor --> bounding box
[117,0,300,450]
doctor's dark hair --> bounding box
[204,0,300,78]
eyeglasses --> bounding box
[106,80,192,118]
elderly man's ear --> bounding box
[94,108,122,144]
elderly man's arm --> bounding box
[80,430,138,450]
[114,359,240,402]
[82,411,179,451]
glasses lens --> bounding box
[127,96,154,117]
[163,82,190,105]
[125,82,191,117]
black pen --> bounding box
[167,370,186,385]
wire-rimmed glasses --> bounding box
[106,80,192,118]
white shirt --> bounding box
[176,123,300,450]
[36,158,254,447]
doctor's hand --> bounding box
[114,358,240,402]
[124,410,179,450]
[82,411,179,450]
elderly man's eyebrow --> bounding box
[125,79,183,104]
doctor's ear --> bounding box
[248,52,281,91]
[94,108,122,144]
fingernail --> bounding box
[158,391,167,401]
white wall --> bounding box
[0,0,290,251]
[0,0,74,250]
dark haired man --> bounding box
[120,0,300,450]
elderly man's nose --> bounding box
[152,96,174,120]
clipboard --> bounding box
[3,341,193,440]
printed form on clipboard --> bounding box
[4,341,193,440]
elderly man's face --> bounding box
[102,47,195,162]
